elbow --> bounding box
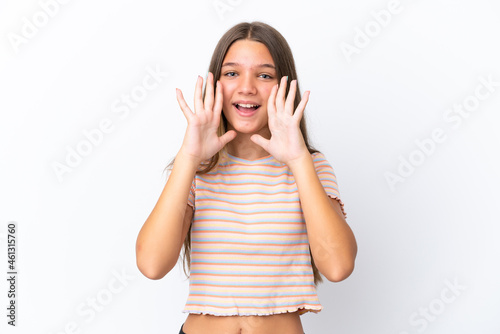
[322,249,357,282]
[137,263,167,280]
[135,243,175,280]
[323,262,355,282]
[319,245,357,283]
[136,258,175,280]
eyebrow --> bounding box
[221,62,276,70]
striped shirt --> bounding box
[182,151,346,316]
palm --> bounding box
[182,116,224,160]
[251,77,310,165]
[176,73,236,164]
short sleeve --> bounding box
[312,152,347,219]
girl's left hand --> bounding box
[250,76,311,166]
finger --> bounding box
[219,129,237,147]
[213,80,224,122]
[193,75,204,113]
[204,72,214,111]
[285,79,297,115]
[176,88,193,121]
[276,76,288,113]
[250,134,271,153]
[293,90,310,122]
[267,83,278,118]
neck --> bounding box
[226,130,271,160]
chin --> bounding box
[232,127,259,135]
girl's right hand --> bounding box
[175,72,237,165]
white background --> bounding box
[1,0,499,333]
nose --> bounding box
[237,73,257,95]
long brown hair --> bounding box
[165,21,323,285]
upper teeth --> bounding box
[238,104,259,108]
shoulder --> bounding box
[310,151,334,170]
[311,151,327,161]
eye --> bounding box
[224,71,237,77]
[259,74,273,79]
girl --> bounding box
[136,21,357,334]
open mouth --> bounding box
[234,103,261,113]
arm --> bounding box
[250,76,357,282]
[288,154,357,282]
[135,73,236,280]
[135,153,197,280]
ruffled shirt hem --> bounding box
[182,305,322,317]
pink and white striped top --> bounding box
[182,151,346,316]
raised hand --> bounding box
[250,76,311,165]
[176,72,237,165]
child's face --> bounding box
[219,39,279,138]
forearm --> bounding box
[136,151,198,279]
[288,154,357,282]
